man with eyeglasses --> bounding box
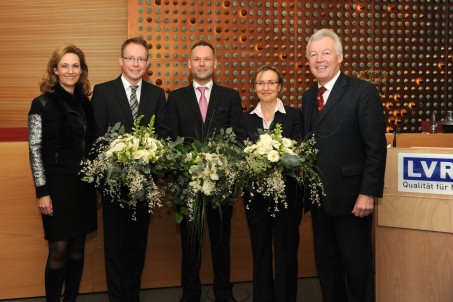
[167,41,242,302]
[92,37,170,302]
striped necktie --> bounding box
[129,85,139,120]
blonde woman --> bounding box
[240,65,304,302]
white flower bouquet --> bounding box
[167,128,246,225]
[243,123,324,216]
[81,115,177,219]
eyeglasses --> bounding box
[122,57,148,64]
[255,81,279,88]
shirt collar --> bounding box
[121,75,142,90]
[318,70,341,91]
[250,98,286,117]
[193,80,213,91]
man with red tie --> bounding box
[167,41,242,302]
[302,29,387,302]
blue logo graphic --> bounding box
[403,157,453,182]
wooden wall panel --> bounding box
[0,142,47,298]
[376,227,453,302]
[0,0,127,128]
[0,142,98,299]
[376,137,453,302]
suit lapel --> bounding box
[251,113,264,132]
[244,112,264,139]
[206,84,220,123]
[318,73,348,124]
[137,83,152,125]
[183,85,204,123]
[270,111,286,130]
[113,77,134,126]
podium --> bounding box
[376,147,453,302]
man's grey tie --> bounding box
[129,85,139,120]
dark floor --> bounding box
[0,277,322,302]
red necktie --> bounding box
[316,86,327,115]
[197,86,208,122]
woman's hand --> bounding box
[37,195,53,216]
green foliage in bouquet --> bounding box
[166,128,246,226]
[80,115,177,220]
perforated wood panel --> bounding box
[128,0,453,133]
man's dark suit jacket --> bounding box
[302,72,387,216]
[166,82,242,300]
[167,83,242,141]
[92,76,170,138]
[91,75,169,302]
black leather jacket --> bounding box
[28,84,94,198]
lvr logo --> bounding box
[404,157,453,182]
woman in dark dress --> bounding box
[240,65,304,302]
[28,44,97,302]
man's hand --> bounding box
[352,194,374,218]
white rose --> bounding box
[255,137,273,154]
[259,133,273,144]
[105,150,113,158]
[202,180,215,196]
[110,142,127,153]
[244,145,255,153]
[133,149,149,163]
[282,138,293,148]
